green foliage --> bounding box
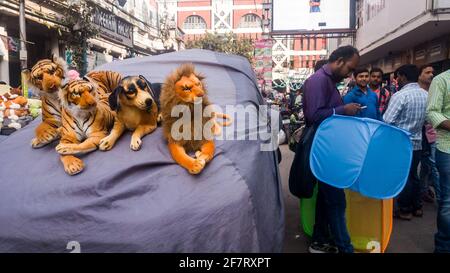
[185,32,254,64]
[60,0,99,74]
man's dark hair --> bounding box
[419,64,434,75]
[353,67,369,78]
[395,64,419,82]
[328,46,360,63]
[370,67,384,76]
[314,59,328,72]
[0,81,6,85]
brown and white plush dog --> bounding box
[99,75,160,151]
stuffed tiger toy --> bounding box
[55,71,122,175]
[26,56,67,148]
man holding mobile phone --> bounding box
[300,46,361,253]
[343,67,382,120]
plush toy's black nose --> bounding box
[145,98,153,107]
[128,84,136,92]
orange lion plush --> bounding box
[160,63,231,175]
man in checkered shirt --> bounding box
[383,64,428,221]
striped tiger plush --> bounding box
[26,56,67,148]
[56,71,122,175]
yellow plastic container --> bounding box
[300,187,393,253]
[345,190,393,253]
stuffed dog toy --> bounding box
[99,75,159,151]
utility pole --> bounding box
[262,0,272,40]
[261,0,273,95]
[19,0,29,97]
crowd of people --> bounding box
[289,45,450,253]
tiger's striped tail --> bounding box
[85,71,122,94]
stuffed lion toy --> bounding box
[160,63,231,175]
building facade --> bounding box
[271,36,328,82]
[354,0,450,75]
[177,0,265,41]
[175,0,328,84]
[0,0,63,86]
[0,0,183,87]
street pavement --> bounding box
[279,145,437,253]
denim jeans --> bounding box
[421,143,441,201]
[398,150,423,213]
[312,181,354,253]
[435,149,450,253]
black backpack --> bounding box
[288,123,320,199]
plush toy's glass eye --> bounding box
[183,86,191,92]
[137,80,146,89]
[36,74,43,80]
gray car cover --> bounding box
[0,49,284,253]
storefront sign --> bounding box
[414,38,448,65]
[428,41,448,63]
[415,49,426,61]
[366,0,386,22]
[92,5,133,48]
[254,39,273,92]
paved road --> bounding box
[279,145,437,253]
